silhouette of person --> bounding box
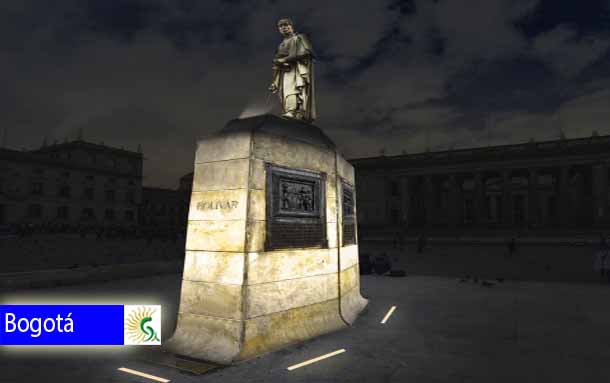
[594,234,609,281]
[507,237,516,257]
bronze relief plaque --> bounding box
[342,180,356,246]
[265,164,327,250]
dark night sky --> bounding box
[2,0,610,188]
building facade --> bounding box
[351,134,610,231]
[138,187,185,233]
[138,172,192,234]
[0,140,142,227]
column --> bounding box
[384,176,391,225]
[592,164,607,226]
[558,166,570,227]
[448,174,459,228]
[473,172,484,226]
[502,170,512,227]
[399,175,410,228]
[528,168,539,228]
[424,175,434,227]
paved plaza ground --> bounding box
[360,241,606,283]
[2,269,610,383]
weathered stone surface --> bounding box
[252,131,335,175]
[336,152,355,184]
[195,130,251,164]
[327,195,337,223]
[179,280,243,320]
[239,298,347,360]
[247,248,337,285]
[188,190,248,221]
[245,220,266,252]
[327,221,338,249]
[339,245,359,271]
[340,264,360,294]
[186,220,245,252]
[192,159,250,192]
[182,251,244,285]
[247,189,266,221]
[246,273,338,318]
[340,284,368,325]
[249,158,266,190]
[169,116,367,365]
[165,313,241,364]
[326,173,337,193]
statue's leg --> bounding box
[282,94,298,118]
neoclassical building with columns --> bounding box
[350,133,610,232]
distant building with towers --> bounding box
[138,172,192,234]
[351,133,610,232]
[0,139,143,227]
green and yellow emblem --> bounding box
[125,306,161,344]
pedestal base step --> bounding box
[134,349,222,375]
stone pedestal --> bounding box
[165,114,368,364]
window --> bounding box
[27,204,43,218]
[58,184,71,198]
[126,189,135,204]
[85,175,95,182]
[105,209,115,221]
[57,206,69,220]
[124,210,134,221]
[84,187,94,200]
[390,208,401,224]
[61,171,70,178]
[31,182,43,196]
[81,208,95,220]
[390,181,400,197]
[105,190,115,202]
[439,190,448,209]
[486,196,493,220]
[464,198,474,223]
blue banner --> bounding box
[0,305,124,345]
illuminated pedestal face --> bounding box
[165,115,368,364]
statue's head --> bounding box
[277,18,295,37]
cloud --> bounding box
[533,24,610,76]
[1,0,610,188]
[400,0,536,66]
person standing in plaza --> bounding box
[594,234,609,282]
[507,237,516,257]
[417,233,427,254]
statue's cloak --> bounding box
[272,33,316,122]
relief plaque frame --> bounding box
[265,164,327,250]
[341,180,357,246]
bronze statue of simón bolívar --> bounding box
[269,18,316,122]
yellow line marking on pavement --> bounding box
[381,305,397,324]
[287,349,346,371]
[118,367,170,382]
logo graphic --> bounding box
[124,305,161,345]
